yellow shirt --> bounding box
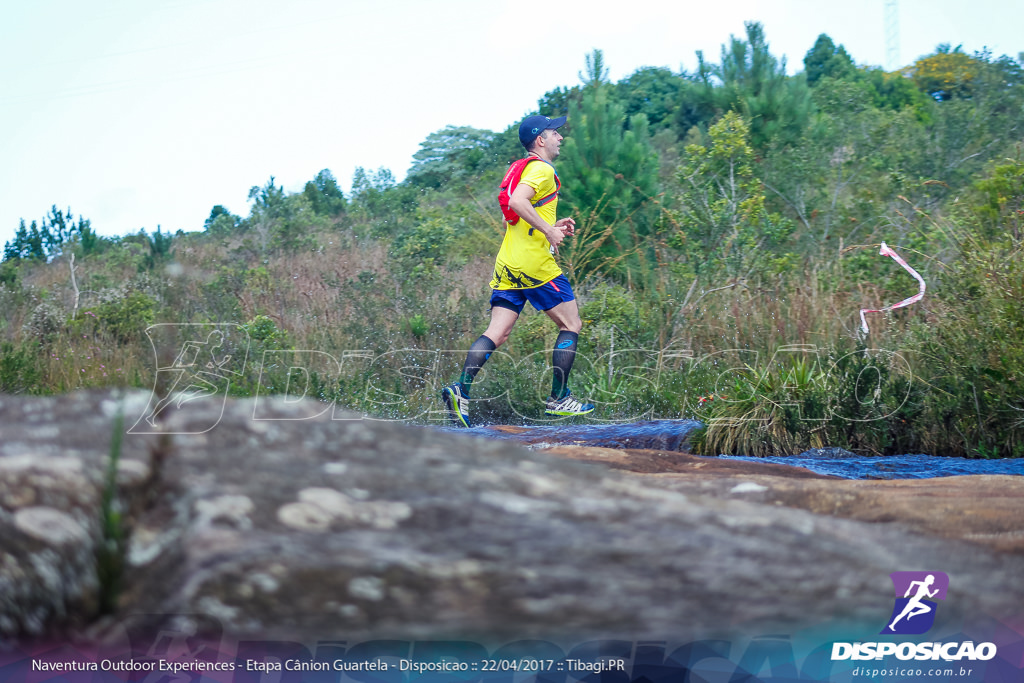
[489,158,563,289]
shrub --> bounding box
[691,344,916,456]
[24,302,64,344]
[90,288,157,343]
[0,342,43,393]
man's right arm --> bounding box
[508,183,565,249]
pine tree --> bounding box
[559,54,658,223]
[555,51,659,282]
[695,22,813,148]
[804,34,856,86]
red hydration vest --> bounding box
[498,155,560,225]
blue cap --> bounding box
[518,115,567,148]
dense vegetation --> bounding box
[3,24,1024,458]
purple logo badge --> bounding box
[881,571,949,635]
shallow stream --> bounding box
[445,419,1024,480]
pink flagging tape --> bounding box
[859,242,926,335]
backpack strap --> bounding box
[520,157,560,207]
[500,155,560,227]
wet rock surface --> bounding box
[541,446,1024,553]
[1,391,1023,644]
[473,419,703,451]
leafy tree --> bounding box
[673,76,717,138]
[901,50,1024,203]
[391,208,457,277]
[245,177,325,251]
[616,66,685,131]
[489,121,530,167]
[352,166,394,198]
[90,288,157,343]
[910,45,982,101]
[761,75,869,241]
[762,67,941,247]
[349,167,417,235]
[536,85,579,121]
[204,205,241,234]
[671,111,793,278]
[858,67,933,113]
[406,126,498,189]
[803,34,856,85]
[964,155,1024,241]
[116,227,174,271]
[0,260,19,287]
[302,169,347,216]
[969,51,1024,118]
[248,177,287,217]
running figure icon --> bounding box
[888,574,939,631]
[144,329,232,426]
[881,570,949,635]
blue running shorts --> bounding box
[490,274,575,313]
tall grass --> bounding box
[2,195,1022,457]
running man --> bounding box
[442,114,594,427]
[888,574,940,631]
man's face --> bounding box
[541,128,563,158]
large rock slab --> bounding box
[540,446,1024,553]
[0,392,154,638]
[1,391,1023,645]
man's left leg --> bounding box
[543,299,594,416]
[443,300,521,428]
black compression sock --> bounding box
[458,335,497,395]
[551,331,578,400]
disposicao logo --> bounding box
[883,571,948,635]
[831,571,998,663]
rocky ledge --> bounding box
[540,446,1024,553]
[1,391,1022,645]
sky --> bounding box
[2,0,1022,249]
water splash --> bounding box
[442,419,702,451]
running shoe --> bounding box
[544,390,595,416]
[441,383,472,428]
